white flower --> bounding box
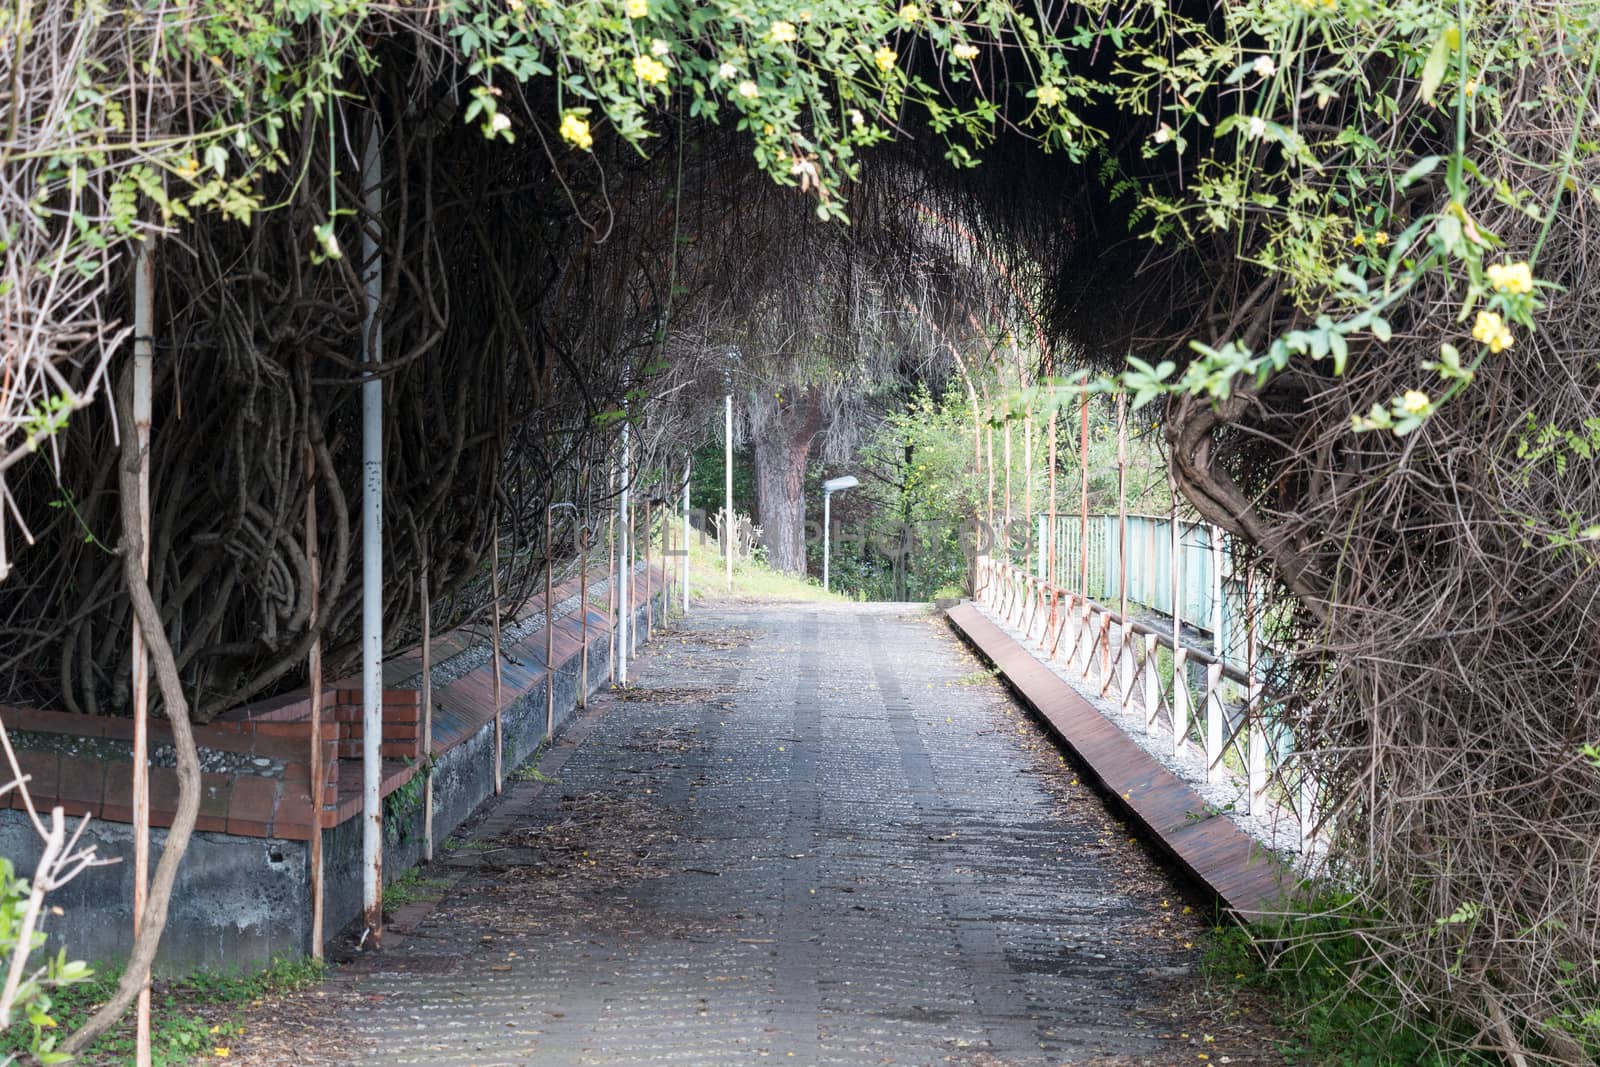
[1247,115,1267,139]
[491,112,512,132]
[1154,123,1173,144]
[848,108,865,128]
[718,61,738,80]
[1252,55,1277,78]
[737,80,759,99]
[650,37,670,56]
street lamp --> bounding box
[822,475,859,593]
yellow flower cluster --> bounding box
[1036,84,1063,107]
[1400,390,1431,417]
[874,46,897,72]
[1486,260,1533,295]
[559,111,593,149]
[624,0,648,18]
[768,20,797,43]
[952,42,978,61]
[633,53,668,84]
[898,3,920,20]
[1472,310,1514,353]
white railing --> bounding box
[974,553,1317,854]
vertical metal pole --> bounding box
[1210,527,1226,667]
[130,240,153,1067]
[545,505,555,740]
[1246,564,1267,817]
[1117,394,1128,622]
[644,497,653,639]
[359,119,385,946]
[1002,419,1012,558]
[984,399,994,552]
[607,504,616,683]
[1022,412,1032,575]
[579,520,589,707]
[1116,393,1131,705]
[419,564,432,863]
[823,490,831,592]
[1078,394,1089,598]
[682,463,691,613]
[1205,661,1224,782]
[305,437,327,952]
[1170,480,1187,755]
[491,527,503,793]
[724,394,734,592]
[620,425,631,684]
[1047,409,1058,585]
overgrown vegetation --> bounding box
[1203,907,1506,1067]
[2,0,1598,1061]
[0,957,324,1067]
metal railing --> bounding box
[974,552,1317,854]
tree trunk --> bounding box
[750,389,821,575]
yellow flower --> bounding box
[624,0,648,17]
[1472,310,1514,352]
[737,79,760,99]
[1372,231,1389,246]
[633,54,668,85]
[1471,310,1502,343]
[175,157,201,180]
[1486,260,1533,295]
[1351,231,1365,247]
[952,42,979,61]
[213,1051,231,1060]
[1400,390,1431,416]
[1036,84,1063,107]
[768,20,797,43]
[898,3,921,20]
[1465,78,1477,96]
[559,111,593,150]
[874,46,897,72]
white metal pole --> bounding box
[306,431,327,951]
[619,424,630,685]
[1210,527,1225,667]
[418,564,431,864]
[682,462,691,613]
[130,239,153,1067]
[823,490,831,592]
[724,393,733,592]
[544,505,554,740]
[1170,485,1187,756]
[359,118,385,944]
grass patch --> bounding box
[680,533,848,604]
[0,956,325,1066]
[382,867,452,910]
[1202,902,1497,1067]
[510,763,559,784]
[955,668,997,686]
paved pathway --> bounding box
[262,604,1235,1066]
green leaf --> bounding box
[1419,28,1454,107]
[1397,154,1441,190]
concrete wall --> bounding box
[0,589,661,976]
[0,819,311,975]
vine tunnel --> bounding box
[2,4,1598,1063]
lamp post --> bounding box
[821,475,859,593]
